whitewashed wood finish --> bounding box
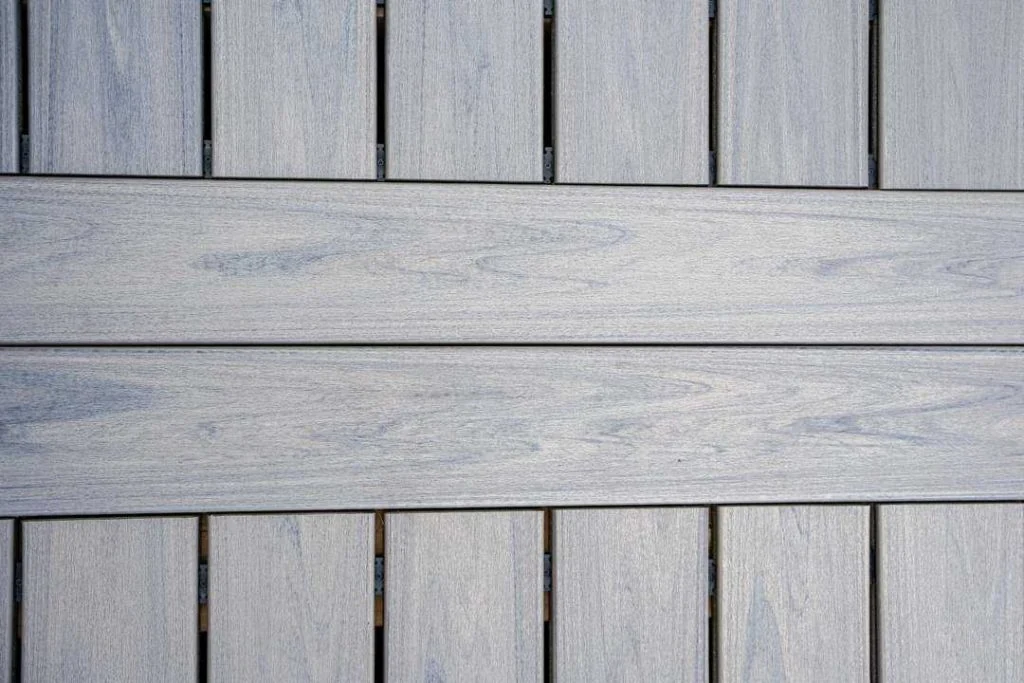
[387,0,543,181]
[555,0,707,184]
[212,0,375,179]
[880,0,1024,189]
[3,178,1023,344]
[21,517,198,683]
[386,511,543,682]
[29,0,202,176]
[553,508,708,682]
[718,0,868,187]
[1,348,1022,516]
[718,506,870,683]
[0,520,10,683]
[0,0,17,174]
[209,514,375,683]
[878,504,1024,682]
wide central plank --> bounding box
[1,178,1022,343]
[1,347,1020,516]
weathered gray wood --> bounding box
[387,0,543,181]
[212,0,375,179]
[553,508,708,682]
[29,0,202,176]
[555,0,707,184]
[21,517,198,682]
[0,0,17,174]
[880,0,1024,189]
[878,504,1024,682]
[718,0,868,187]
[0,520,10,683]
[1,348,1022,516]
[2,178,1023,344]
[209,514,375,683]
[386,511,543,682]
[718,506,870,683]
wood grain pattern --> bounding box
[880,0,1024,189]
[212,0,375,179]
[209,514,375,683]
[385,511,543,682]
[878,504,1024,682]
[21,517,198,683]
[29,0,202,176]
[718,506,870,683]
[2,177,1023,344]
[555,0,707,184]
[386,0,543,181]
[0,520,10,683]
[553,508,708,682]
[718,0,868,187]
[1,347,1022,516]
[0,0,17,174]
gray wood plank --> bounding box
[878,504,1024,682]
[0,0,17,174]
[386,0,543,181]
[555,0,707,185]
[880,0,1024,189]
[385,511,543,682]
[212,0,376,179]
[209,514,375,683]
[29,0,202,176]
[21,517,198,683]
[718,0,868,187]
[1,347,1022,516]
[0,520,10,683]
[553,508,708,682]
[2,178,1023,344]
[718,506,870,683]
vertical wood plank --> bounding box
[0,520,11,683]
[29,0,202,176]
[553,508,708,682]
[0,0,17,174]
[212,0,376,179]
[386,0,543,181]
[879,504,1024,682]
[21,517,198,683]
[880,0,1024,189]
[385,511,543,682]
[555,0,707,185]
[208,514,375,683]
[718,506,870,683]
[718,0,868,187]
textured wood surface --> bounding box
[385,511,543,682]
[555,0,707,184]
[29,0,202,176]
[209,514,375,683]
[880,0,1024,189]
[1,347,1022,516]
[553,508,708,682]
[718,0,868,187]
[212,0,375,179]
[0,520,10,683]
[3,177,1023,344]
[386,0,543,181]
[21,517,198,682]
[878,504,1024,682]
[0,0,17,174]
[718,506,870,683]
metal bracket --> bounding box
[203,140,213,178]
[376,143,386,180]
[868,154,878,188]
[543,553,552,592]
[13,561,22,603]
[709,0,716,19]
[708,557,716,596]
[19,134,29,173]
[708,150,717,186]
[543,147,554,183]
[375,556,385,595]
[198,562,209,604]
[869,0,878,21]
[543,0,553,18]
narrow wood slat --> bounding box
[553,508,708,682]
[880,0,1024,189]
[718,0,868,187]
[212,0,375,179]
[21,517,198,683]
[387,0,543,181]
[1,347,1022,516]
[0,0,17,173]
[718,506,870,683]
[2,178,1023,344]
[555,0,707,184]
[385,511,543,682]
[29,0,202,176]
[878,504,1024,682]
[0,520,10,683]
[209,514,375,683]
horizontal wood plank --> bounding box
[0,348,1021,515]
[1,177,1022,343]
